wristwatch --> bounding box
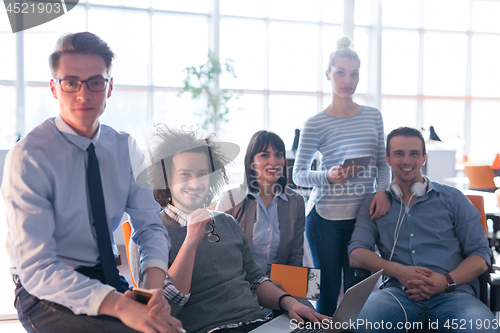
[444,273,456,292]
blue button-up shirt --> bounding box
[2,116,170,315]
[348,179,491,296]
[248,190,288,276]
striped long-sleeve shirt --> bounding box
[292,106,390,220]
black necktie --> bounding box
[86,143,124,291]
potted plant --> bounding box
[181,51,238,133]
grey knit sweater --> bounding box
[164,212,268,333]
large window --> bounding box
[0,0,352,153]
[1,0,500,319]
[380,0,500,163]
[2,1,500,157]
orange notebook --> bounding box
[270,264,321,300]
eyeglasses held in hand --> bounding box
[205,220,220,243]
[52,77,111,92]
[197,196,220,243]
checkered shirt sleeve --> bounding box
[163,276,190,306]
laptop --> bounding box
[250,269,383,333]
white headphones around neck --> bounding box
[390,178,427,200]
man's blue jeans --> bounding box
[305,207,361,315]
[353,287,497,332]
[14,285,140,333]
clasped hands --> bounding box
[398,266,448,301]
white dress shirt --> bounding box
[2,116,170,315]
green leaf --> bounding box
[179,49,239,131]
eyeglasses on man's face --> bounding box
[52,77,111,93]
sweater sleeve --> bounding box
[292,117,329,187]
[374,111,390,191]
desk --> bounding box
[445,177,500,191]
[443,176,469,190]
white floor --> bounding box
[0,321,26,332]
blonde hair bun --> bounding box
[336,36,352,50]
[328,36,360,70]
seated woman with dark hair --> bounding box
[216,130,305,276]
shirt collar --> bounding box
[55,115,101,151]
[424,176,434,193]
[278,191,288,201]
[164,204,189,227]
[246,187,288,202]
[386,175,434,194]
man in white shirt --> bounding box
[2,32,182,333]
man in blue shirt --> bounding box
[2,32,182,332]
[348,127,495,332]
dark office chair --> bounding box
[286,128,317,193]
[490,190,500,319]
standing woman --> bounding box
[292,36,391,315]
[216,131,305,276]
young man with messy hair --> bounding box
[131,125,328,333]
